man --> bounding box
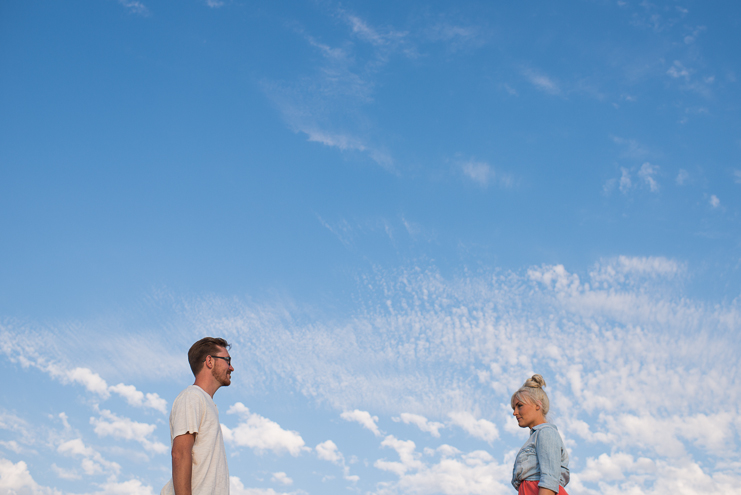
[161,337,234,495]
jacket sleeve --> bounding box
[535,427,563,493]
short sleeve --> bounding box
[170,389,204,438]
[535,427,563,493]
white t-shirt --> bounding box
[161,385,230,495]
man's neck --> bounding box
[193,376,219,398]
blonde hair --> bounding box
[510,374,550,417]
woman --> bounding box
[511,375,569,495]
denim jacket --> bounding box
[511,423,569,493]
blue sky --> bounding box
[1,0,740,494]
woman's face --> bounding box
[512,396,545,428]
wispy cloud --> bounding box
[458,159,514,188]
[611,136,656,160]
[423,21,488,53]
[605,162,661,195]
[521,67,561,95]
[638,162,659,192]
[117,0,149,16]
[588,255,685,288]
[340,12,408,49]
[667,60,692,80]
[264,11,403,171]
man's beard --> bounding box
[212,366,231,387]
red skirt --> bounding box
[518,480,568,495]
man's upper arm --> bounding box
[172,432,196,455]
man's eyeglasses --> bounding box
[208,355,232,366]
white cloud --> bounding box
[447,412,498,443]
[86,479,156,495]
[709,194,720,208]
[611,136,654,160]
[395,413,445,437]
[0,458,58,495]
[676,169,689,185]
[667,60,692,80]
[0,440,22,454]
[341,410,382,436]
[608,161,662,195]
[1,458,69,495]
[51,463,80,480]
[577,452,655,483]
[90,409,168,454]
[458,160,512,188]
[374,435,425,476]
[589,256,685,288]
[374,439,511,495]
[638,162,659,191]
[223,403,307,456]
[527,264,581,294]
[230,476,299,495]
[424,23,487,52]
[316,440,342,463]
[522,68,561,95]
[619,167,632,193]
[339,11,408,49]
[57,438,120,477]
[572,457,741,495]
[108,383,167,413]
[66,367,110,398]
[734,170,741,184]
[271,472,292,486]
[117,0,149,16]
[315,440,358,481]
[460,160,492,186]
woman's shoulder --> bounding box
[533,423,563,442]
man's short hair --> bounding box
[188,337,231,376]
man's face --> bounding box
[210,346,233,387]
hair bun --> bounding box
[525,374,546,389]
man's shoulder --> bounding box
[173,385,210,406]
